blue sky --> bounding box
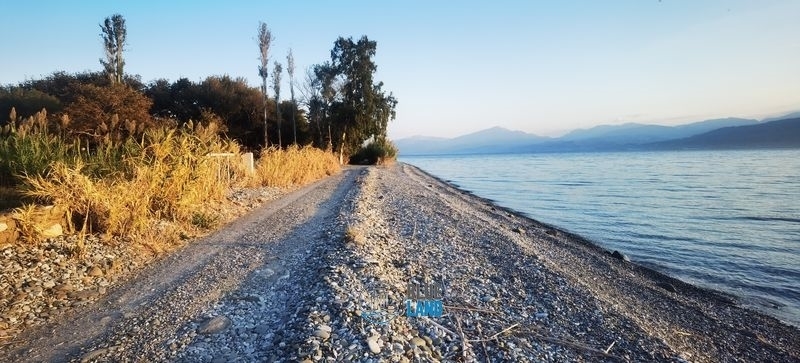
[1,1,798,138]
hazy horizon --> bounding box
[1,1,798,139]
[399,110,800,140]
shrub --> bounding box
[64,83,153,140]
[21,121,243,241]
[349,138,398,165]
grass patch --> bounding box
[3,115,340,250]
[345,225,366,246]
[255,145,340,187]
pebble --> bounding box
[611,250,630,262]
[367,337,381,354]
[314,329,330,340]
[198,316,231,335]
[87,266,104,277]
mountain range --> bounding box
[396,113,800,155]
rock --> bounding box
[657,282,677,293]
[54,283,74,292]
[87,266,104,277]
[411,337,426,347]
[29,286,43,297]
[69,289,100,301]
[40,223,63,238]
[367,337,381,354]
[512,227,525,234]
[198,316,231,335]
[80,348,108,363]
[313,329,330,340]
[611,250,630,262]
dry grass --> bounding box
[20,122,242,250]
[345,225,366,246]
[14,122,340,253]
[255,145,340,188]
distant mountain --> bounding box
[396,115,799,156]
[762,111,800,123]
[395,127,549,155]
[648,117,800,150]
[561,118,758,144]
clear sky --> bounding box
[1,1,798,138]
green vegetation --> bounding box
[306,36,398,163]
[1,14,402,249]
[0,13,398,237]
[349,138,398,165]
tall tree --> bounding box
[300,66,326,148]
[326,36,397,162]
[287,48,297,145]
[272,61,283,147]
[99,14,127,85]
[257,22,273,147]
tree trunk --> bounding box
[339,131,346,165]
[268,82,269,149]
[291,100,297,145]
[276,97,282,148]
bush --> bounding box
[0,108,141,187]
[349,138,398,165]
[64,83,153,140]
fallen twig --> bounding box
[455,313,470,360]
[422,317,458,338]
[467,323,519,342]
[518,329,617,358]
[604,340,616,354]
[444,304,497,315]
[477,323,491,363]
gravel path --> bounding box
[1,163,798,362]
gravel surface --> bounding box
[1,164,798,362]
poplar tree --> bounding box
[272,61,283,147]
[257,22,273,146]
[287,48,297,145]
[99,14,127,84]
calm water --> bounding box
[402,150,800,327]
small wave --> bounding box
[738,216,800,223]
[626,232,697,243]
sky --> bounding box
[1,0,799,139]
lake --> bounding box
[401,150,800,327]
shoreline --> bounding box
[388,162,799,361]
[414,165,763,313]
[401,156,800,329]
[0,164,797,362]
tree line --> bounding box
[0,14,397,161]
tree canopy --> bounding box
[308,36,397,160]
[100,14,127,84]
[2,13,396,160]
